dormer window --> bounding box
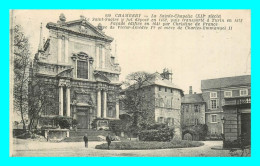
[240,89,248,96]
[224,91,232,97]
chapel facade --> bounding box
[33,14,121,129]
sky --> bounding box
[11,10,251,94]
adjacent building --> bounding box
[221,76,251,147]
[181,86,206,140]
[181,86,206,126]
[32,14,121,130]
[120,69,184,138]
[201,75,251,139]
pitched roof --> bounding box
[181,93,205,103]
[201,75,251,90]
[125,72,183,91]
[147,72,183,91]
[46,19,113,42]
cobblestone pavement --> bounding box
[11,139,232,157]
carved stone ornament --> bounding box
[94,71,111,83]
[71,52,94,64]
[59,13,66,22]
[97,23,103,31]
[58,79,70,87]
[75,89,89,94]
[79,25,88,33]
[57,34,66,40]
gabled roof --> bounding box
[46,19,113,42]
[201,75,251,90]
[181,93,205,104]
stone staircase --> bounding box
[63,129,112,142]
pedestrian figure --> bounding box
[106,134,112,150]
[83,133,88,148]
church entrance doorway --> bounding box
[76,108,90,129]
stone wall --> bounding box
[223,108,240,142]
[205,113,223,136]
[154,85,182,139]
[181,103,206,126]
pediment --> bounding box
[47,19,113,42]
[56,68,73,78]
[94,71,111,83]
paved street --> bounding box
[11,139,233,157]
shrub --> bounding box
[16,132,32,139]
[182,124,208,141]
[224,140,240,148]
[146,123,167,130]
[53,116,72,129]
[138,127,174,142]
[72,119,78,128]
[95,140,204,150]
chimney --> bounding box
[189,86,192,94]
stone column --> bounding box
[65,38,69,63]
[102,47,105,68]
[58,38,62,63]
[66,86,70,117]
[116,101,120,119]
[97,90,101,118]
[73,106,77,119]
[96,46,100,68]
[59,86,64,116]
[103,91,107,118]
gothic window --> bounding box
[77,60,88,79]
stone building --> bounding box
[181,86,206,140]
[221,76,251,148]
[201,75,251,139]
[181,86,206,126]
[120,70,184,138]
[32,14,121,130]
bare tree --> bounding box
[121,71,183,139]
[120,71,155,132]
[27,74,58,131]
[13,24,58,132]
[13,24,31,130]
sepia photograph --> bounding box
[10,10,251,157]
